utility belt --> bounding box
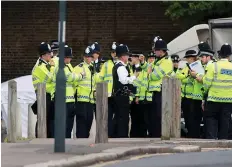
[112,86,135,97]
[139,99,152,104]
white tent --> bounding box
[167,24,209,59]
[1,75,36,138]
[1,75,96,139]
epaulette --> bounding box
[78,63,84,67]
[46,64,51,71]
[38,60,43,66]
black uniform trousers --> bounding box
[204,101,232,139]
[191,100,203,138]
[75,102,93,138]
[142,102,152,137]
[130,102,147,137]
[149,91,162,138]
[113,95,130,138]
[182,98,202,138]
[108,97,116,138]
[35,93,54,138]
[65,102,76,138]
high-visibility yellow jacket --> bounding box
[195,60,215,98]
[73,61,96,104]
[176,67,194,98]
[203,59,232,103]
[52,56,59,67]
[52,63,82,103]
[192,79,203,100]
[97,59,115,97]
[32,59,54,95]
[148,56,173,92]
[135,69,152,102]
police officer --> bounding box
[147,39,173,137]
[191,42,215,138]
[176,50,197,138]
[91,42,102,73]
[50,40,59,67]
[186,50,204,138]
[112,44,139,138]
[32,42,55,138]
[133,52,154,137]
[171,54,180,73]
[194,42,215,83]
[98,42,118,137]
[203,43,232,139]
[129,52,145,137]
[73,46,95,138]
[52,45,83,138]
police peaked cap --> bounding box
[116,44,130,57]
[154,39,168,51]
[218,43,232,57]
[184,50,198,58]
[131,51,142,57]
[148,51,156,57]
[171,54,180,62]
[64,45,73,58]
[198,41,214,57]
[91,42,101,53]
[39,42,52,56]
[84,46,94,57]
[50,40,59,51]
[111,42,118,51]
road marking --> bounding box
[129,153,173,160]
[88,153,174,167]
[202,148,232,152]
[88,160,121,167]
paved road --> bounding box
[102,150,232,167]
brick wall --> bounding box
[1,1,183,82]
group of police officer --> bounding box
[31,37,232,140]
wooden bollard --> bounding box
[7,80,17,142]
[95,82,108,143]
[16,102,22,138]
[37,83,47,138]
[72,116,76,139]
[161,77,173,140]
[171,78,181,138]
[161,77,181,140]
[28,103,37,138]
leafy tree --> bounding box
[165,1,232,28]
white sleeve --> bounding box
[117,66,136,85]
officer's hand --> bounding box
[50,59,55,66]
[190,70,197,77]
[196,76,202,82]
[135,97,139,104]
[147,66,152,74]
[139,54,145,63]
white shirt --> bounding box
[94,59,98,63]
[116,61,136,85]
[135,63,140,68]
